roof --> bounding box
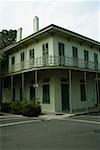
[1,24,100,53]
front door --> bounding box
[96,81,100,106]
[61,83,69,111]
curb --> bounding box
[70,110,100,117]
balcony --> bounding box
[2,56,100,75]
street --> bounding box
[0,112,100,150]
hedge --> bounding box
[1,100,41,117]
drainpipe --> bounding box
[0,60,2,111]
[11,76,13,101]
[69,69,72,114]
[35,70,38,100]
[96,73,99,108]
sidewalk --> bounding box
[0,108,99,120]
[0,112,23,119]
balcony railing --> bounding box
[2,56,100,75]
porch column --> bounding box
[22,73,24,100]
[35,70,38,99]
[11,76,13,101]
[69,69,72,114]
[84,71,88,112]
[0,77,3,111]
[0,64,1,102]
[96,73,99,107]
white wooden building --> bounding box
[0,17,100,113]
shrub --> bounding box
[22,100,41,117]
[1,102,11,113]
[10,100,23,115]
[1,100,41,117]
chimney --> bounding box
[33,16,39,33]
[16,28,22,42]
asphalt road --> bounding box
[0,113,100,150]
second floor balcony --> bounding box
[2,55,100,75]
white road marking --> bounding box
[62,118,100,125]
[0,117,24,121]
[0,120,41,127]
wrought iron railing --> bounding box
[2,56,100,75]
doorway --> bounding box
[61,83,69,111]
[96,80,100,106]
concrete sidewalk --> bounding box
[39,113,74,120]
[0,112,23,119]
[0,108,99,120]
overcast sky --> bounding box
[0,0,100,42]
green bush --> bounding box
[10,100,23,115]
[22,100,41,117]
[1,102,11,113]
[1,100,41,117]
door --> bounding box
[96,81,100,106]
[61,83,69,111]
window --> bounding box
[30,49,34,59]
[42,43,48,53]
[84,50,89,68]
[58,42,65,56]
[30,85,35,100]
[11,56,15,65]
[80,79,86,101]
[42,43,49,65]
[72,47,78,67]
[4,78,10,88]
[72,47,78,58]
[21,52,24,62]
[84,50,89,61]
[43,78,50,103]
[94,53,98,70]
[61,78,68,83]
[58,42,65,65]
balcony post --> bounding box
[84,71,88,112]
[0,77,3,111]
[69,69,72,113]
[22,73,24,101]
[11,76,13,101]
[96,73,99,108]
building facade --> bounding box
[0,21,100,113]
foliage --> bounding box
[1,102,11,113]
[1,100,41,117]
[0,30,17,50]
[22,100,41,117]
[10,100,23,115]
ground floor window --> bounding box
[80,79,86,101]
[13,88,15,101]
[30,85,35,100]
[43,78,50,103]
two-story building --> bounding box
[0,17,100,113]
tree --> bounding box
[0,29,17,50]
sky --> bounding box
[0,0,100,42]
